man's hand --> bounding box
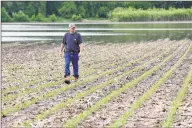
[78,52,81,57]
[60,51,63,57]
[79,51,84,57]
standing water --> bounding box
[2,22,192,44]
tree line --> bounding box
[2,1,192,22]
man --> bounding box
[60,23,83,84]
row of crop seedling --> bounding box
[2,41,179,118]
[2,40,178,96]
[35,42,180,121]
[7,40,182,127]
[3,39,172,87]
[2,41,170,106]
[3,42,129,83]
[1,42,183,109]
[62,43,191,127]
[108,44,191,127]
[2,42,148,95]
[162,65,192,127]
[21,42,188,127]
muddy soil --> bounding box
[2,39,192,128]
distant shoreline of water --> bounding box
[2,21,192,25]
[2,22,192,43]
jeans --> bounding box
[64,52,79,78]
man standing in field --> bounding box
[60,23,83,84]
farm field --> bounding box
[2,39,192,127]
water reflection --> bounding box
[2,22,192,43]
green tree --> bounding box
[35,13,45,21]
[129,2,153,9]
[2,1,192,22]
[24,2,36,17]
[76,6,86,18]
[98,6,109,18]
[1,7,12,22]
[46,1,62,16]
[48,14,57,21]
[72,14,82,21]
[38,2,47,16]
[58,2,76,18]
[2,1,19,16]
[12,10,29,22]
[30,14,36,21]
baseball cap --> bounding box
[69,23,76,28]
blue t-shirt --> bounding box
[62,32,82,52]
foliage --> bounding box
[72,14,82,21]
[1,1,192,22]
[98,6,110,18]
[30,14,36,21]
[35,13,46,22]
[58,2,76,18]
[1,7,12,22]
[48,14,57,22]
[109,7,192,22]
[12,10,29,22]
[76,6,86,18]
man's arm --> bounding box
[79,43,84,56]
[78,33,83,55]
[79,43,83,53]
[60,43,64,57]
[60,33,67,57]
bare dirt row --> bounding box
[2,39,192,128]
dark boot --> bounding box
[64,75,70,84]
[74,75,79,82]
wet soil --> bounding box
[2,39,192,127]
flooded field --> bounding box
[2,39,192,127]
[2,22,192,43]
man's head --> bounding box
[69,23,76,33]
